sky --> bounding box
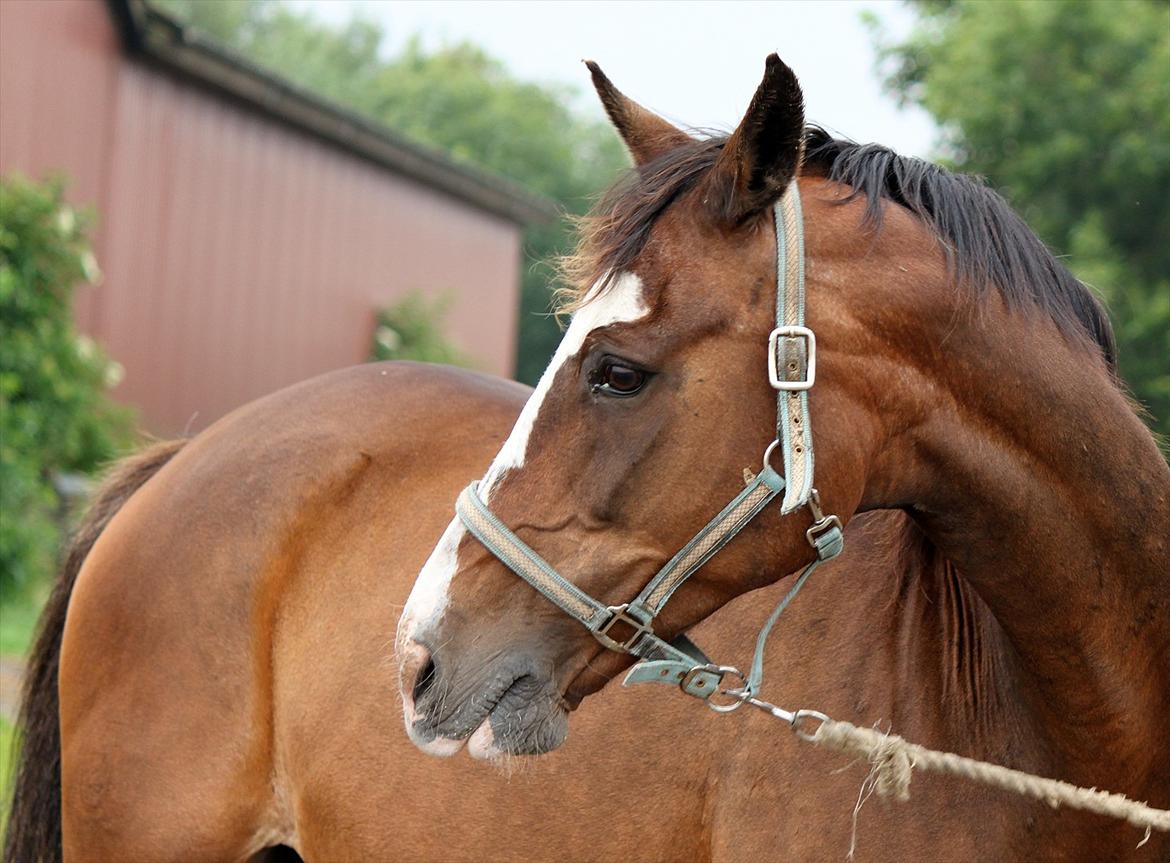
[292,0,938,158]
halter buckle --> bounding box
[768,326,816,391]
[593,603,655,653]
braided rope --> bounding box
[809,719,1170,835]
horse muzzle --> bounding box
[397,635,569,759]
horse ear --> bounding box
[586,61,693,165]
[703,54,805,225]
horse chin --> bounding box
[467,709,567,760]
[406,670,570,759]
[407,729,467,758]
[475,676,570,758]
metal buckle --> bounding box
[768,325,816,391]
[680,664,750,713]
[806,515,843,547]
[593,603,654,653]
[804,488,842,548]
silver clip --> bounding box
[805,488,842,548]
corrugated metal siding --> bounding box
[1,0,523,435]
[0,0,123,335]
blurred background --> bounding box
[0,0,1167,780]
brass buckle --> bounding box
[593,604,654,653]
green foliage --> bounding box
[154,0,630,383]
[0,582,43,657]
[1,716,14,832]
[0,176,134,597]
[876,0,1170,434]
[369,292,468,366]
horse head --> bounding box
[393,54,1119,760]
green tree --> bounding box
[0,177,135,595]
[875,0,1170,436]
[155,0,629,383]
[369,292,468,367]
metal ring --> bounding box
[761,439,782,472]
[692,665,750,713]
[790,709,830,741]
[707,686,750,714]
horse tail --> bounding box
[3,439,187,863]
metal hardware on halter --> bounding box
[804,488,843,549]
[593,603,655,653]
[761,439,782,472]
[734,697,831,737]
[680,664,750,713]
[768,325,816,391]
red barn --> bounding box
[0,0,553,434]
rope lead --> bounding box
[807,718,1170,836]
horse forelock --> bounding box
[555,137,725,314]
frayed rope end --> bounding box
[811,720,913,803]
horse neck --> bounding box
[863,295,1170,788]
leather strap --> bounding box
[457,483,610,627]
[631,465,784,617]
[622,519,840,696]
[773,184,816,514]
[456,462,788,664]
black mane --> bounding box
[802,126,1117,370]
[565,128,1117,372]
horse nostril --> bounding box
[412,656,437,704]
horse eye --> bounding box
[593,361,647,397]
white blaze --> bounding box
[399,516,464,637]
[480,271,648,500]
[399,272,648,634]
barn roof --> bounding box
[106,0,559,226]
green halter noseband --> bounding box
[455,182,843,708]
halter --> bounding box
[455,182,843,708]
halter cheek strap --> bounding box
[771,183,816,514]
[455,182,844,708]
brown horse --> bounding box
[5,57,1167,863]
